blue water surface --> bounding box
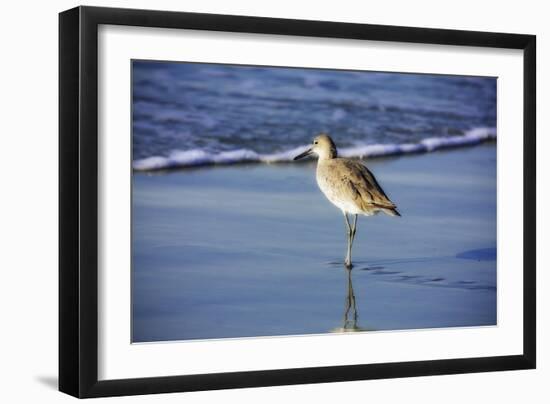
[132,61,496,160]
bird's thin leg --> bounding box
[344,213,353,268]
[350,214,358,249]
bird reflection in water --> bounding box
[330,268,374,333]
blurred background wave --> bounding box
[132,61,496,169]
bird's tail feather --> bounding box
[383,208,401,217]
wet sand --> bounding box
[132,144,496,342]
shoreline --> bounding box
[133,128,496,172]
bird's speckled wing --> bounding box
[334,158,397,211]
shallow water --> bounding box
[132,145,496,342]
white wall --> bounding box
[0,0,546,402]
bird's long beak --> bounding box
[293,148,313,161]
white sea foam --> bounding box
[133,127,496,171]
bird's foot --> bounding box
[345,260,353,269]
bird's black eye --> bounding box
[314,141,318,145]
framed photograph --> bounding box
[59,6,536,398]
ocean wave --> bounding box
[133,127,496,172]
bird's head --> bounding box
[293,133,338,161]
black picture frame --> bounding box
[59,5,536,398]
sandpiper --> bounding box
[294,133,400,268]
